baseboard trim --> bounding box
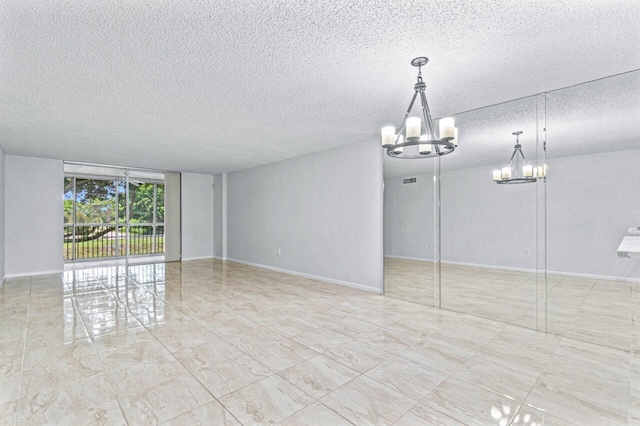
[385,256,533,273]
[440,260,537,274]
[545,269,640,283]
[225,258,382,294]
[385,256,640,283]
[182,256,215,261]
[5,269,65,279]
[385,255,435,262]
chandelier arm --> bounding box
[495,131,536,183]
[395,91,419,144]
[507,148,518,167]
[517,147,528,163]
[384,56,456,160]
[516,148,529,175]
[419,91,437,140]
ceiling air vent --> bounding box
[403,178,417,184]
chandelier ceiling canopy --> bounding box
[381,57,458,159]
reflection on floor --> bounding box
[384,257,437,306]
[64,254,165,271]
[1,259,638,424]
[385,257,638,352]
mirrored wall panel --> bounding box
[383,70,640,350]
[383,157,437,306]
[545,71,640,351]
[439,96,543,330]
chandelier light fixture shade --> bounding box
[493,131,546,184]
[381,57,458,159]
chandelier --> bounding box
[381,57,458,159]
[492,131,545,184]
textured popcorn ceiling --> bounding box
[384,70,640,177]
[0,1,639,175]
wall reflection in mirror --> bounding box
[383,157,437,306]
[383,70,640,351]
[439,95,542,330]
[545,71,640,350]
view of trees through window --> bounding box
[64,176,165,260]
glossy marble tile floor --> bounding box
[1,259,638,425]
[384,257,638,352]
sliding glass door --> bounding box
[64,167,165,261]
[126,179,165,256]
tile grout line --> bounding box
[97,268,214,423]
[545,276,596,339]
[141,276,395,425]
[509,332,592,426]
[13,277,31,426]
[273,319,445,423]
[150,266,493,423]
[74,271,130,425]
[121,268,248,425]
[17,260,636,425]
[391,323,526,425]
[87,264,528,424]
[504,334,565,426]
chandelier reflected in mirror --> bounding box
[493,131,545,184]
[381,57,458,159]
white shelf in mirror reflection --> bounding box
[618,236,640,259]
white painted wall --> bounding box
[181,173,214,260]
[213,173,224,259]
[0,147,5,282]
[226,140,384,292]
[5,156,64,276]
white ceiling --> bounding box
[384,70,640,177]
[1,0,639,175]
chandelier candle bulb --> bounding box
[494,131,536,185]
[382,57,456,159]
[406,117,421,139]
[493,170,502,181]
[439,117,455,139]
[381,126,395,147]
[419,144,432,154]
[543,164,548,177]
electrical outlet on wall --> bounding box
[525,249,530,255]
[278,248,281,255]
[424,243,428,249]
